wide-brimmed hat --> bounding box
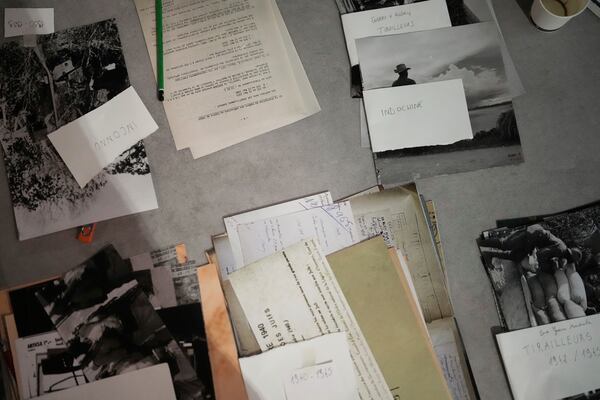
[394,63,411,73]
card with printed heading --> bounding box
[363,79,472,152]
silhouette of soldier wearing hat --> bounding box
[392,64,416,87]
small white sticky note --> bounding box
[5,8,54,37]
[48,86,158,188]
[284,362,347,400]
[363,79,473,152]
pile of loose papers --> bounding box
[211,186,478,400]
[134,0,320,158]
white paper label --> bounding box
[342,0,451,66]
[363,79,472,152]
[497,315,600,400]
[5,8,54,37]
[48,86,158,187]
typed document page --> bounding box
[134,0,320,157]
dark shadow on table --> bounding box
[513,0,534,17]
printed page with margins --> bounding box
[228,240,393,400]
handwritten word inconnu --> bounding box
[94,121,138,150]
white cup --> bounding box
[530,0,590,30]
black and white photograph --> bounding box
[0,19,158,241]
[35,246,211,400]
[345,0,489,97]
[477,204,600,332]
[171,261,202,305]
[15,331,87,399]
[357,21,513,109]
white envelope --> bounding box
[363,79,472,152]
[48,86,158,188]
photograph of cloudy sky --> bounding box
[357,21,513,109]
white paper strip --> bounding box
[5,8,54,37]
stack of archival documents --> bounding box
[335,0,525,184]
[211,186,479,400]
[134,0,320,158]
[477,200,600,400]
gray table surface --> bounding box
[0,0,598,399]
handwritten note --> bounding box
[224,192,333,274]
[5,8,54,37]
[363,79,472,152]
[497,314,600,400]
[48,86,158,188]
[341,0,450,66]
[284,362,348,400]
[236,202,358,265]
[239,333,360,400]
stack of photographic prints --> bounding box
[0,19,158,241]
[30,245,213,400]
[478,201,600,331]
[334,0,526,184]
[477,202,600,400]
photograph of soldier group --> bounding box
[478,203,600,329]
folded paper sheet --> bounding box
[236,202,358,266]
[35,364,176,400]
[327,237,452,400]
[48,86,158,188]
[239,333,360,400]
[363,79,472,152]
[224,192,332,274]
[227,240,392,400]
[134,0,320,158]
[497,315,600,400]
